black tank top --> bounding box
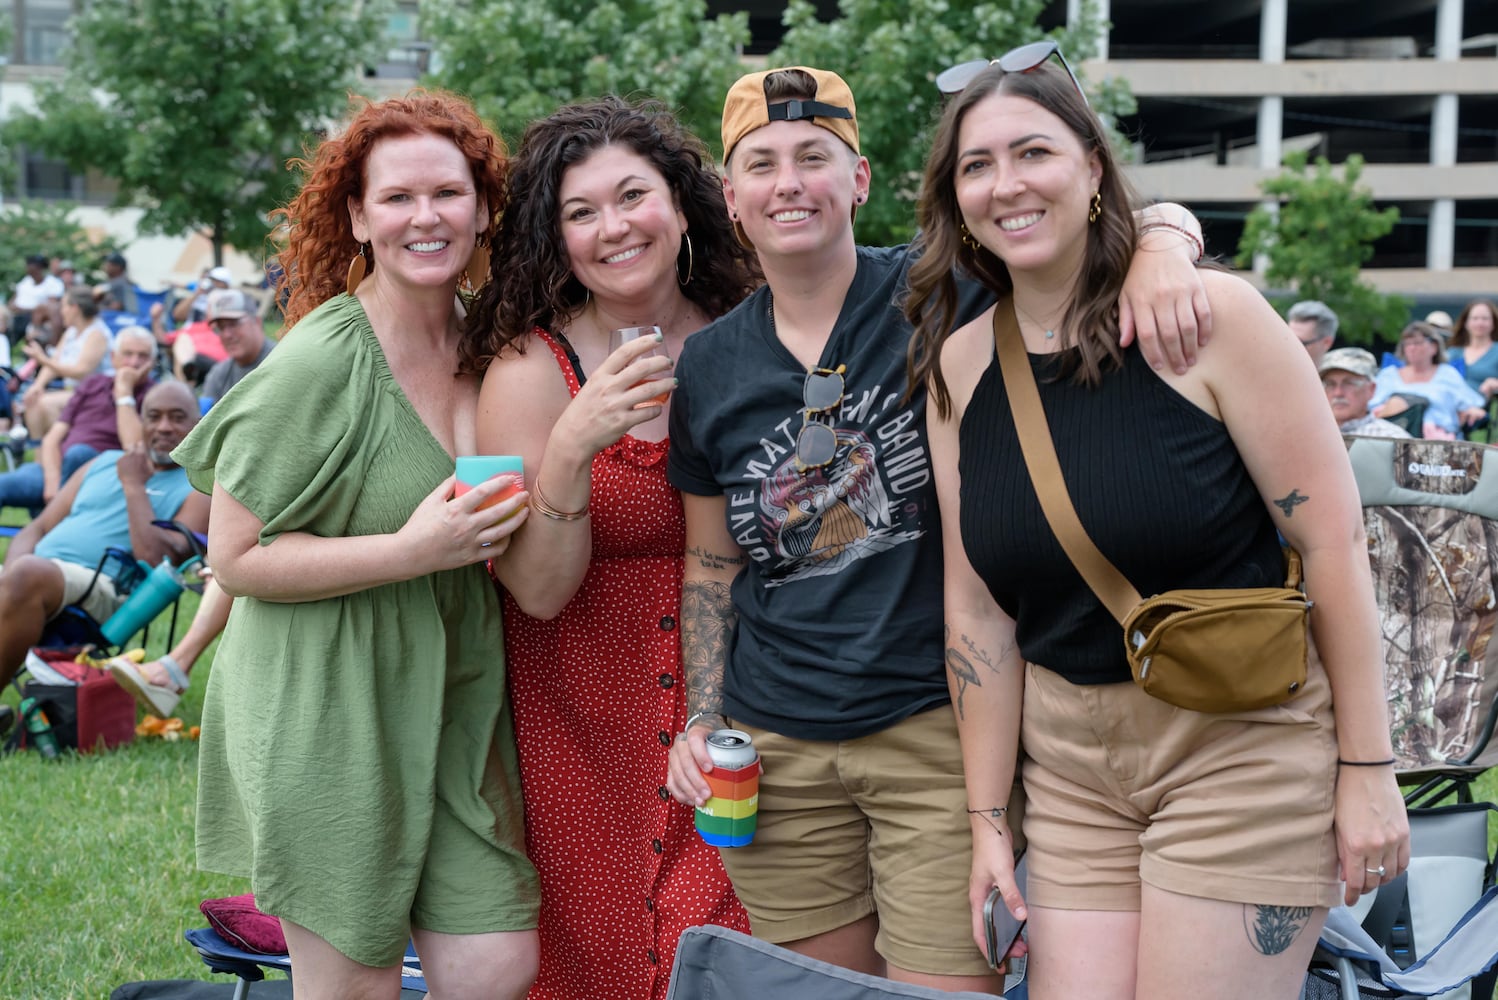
[959,345,1284,685]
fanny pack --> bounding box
[992,300,1311,713]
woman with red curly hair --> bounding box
[174,91,540,999]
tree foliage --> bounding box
[2,0,388,264]
[1236,151,1410,345]
[0,200,117,293]
[423,0,750,152]
[770,0,1124,246]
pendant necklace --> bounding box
[1013,299,1061,342]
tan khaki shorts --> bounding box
[718,707,997,977]
[1020,645,1340,912]
[50,559,123,624]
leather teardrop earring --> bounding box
[346,243,370,297]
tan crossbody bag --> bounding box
[991,301,1311,713]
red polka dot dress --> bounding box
[502,330,749,1000]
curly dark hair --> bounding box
[459,95,760,375]
[904,61,1140,418]
[271,90,508,331]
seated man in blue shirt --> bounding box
[0,382,208,690]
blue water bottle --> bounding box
[101,556,199,645]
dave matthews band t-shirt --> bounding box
[668,245,989,741]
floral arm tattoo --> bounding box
[944,624,1007,721]
[681,547,742,725]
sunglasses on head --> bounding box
[795,365,846,471]
[936,40,1088,106]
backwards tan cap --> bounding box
[721,66,861,249]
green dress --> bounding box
[175,294,537,966]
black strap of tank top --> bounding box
[553,330,587,387]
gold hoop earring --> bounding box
[345,243,370,297]
[677,233,694,286]
[959,222,981,252]
[464,231,491,294]
[1088,191,1102,224]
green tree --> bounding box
[2,0,388,265]
[1236,151,1410,345]
[0,201,116,295]
[424,0,750,151]
[770,0,1124,246]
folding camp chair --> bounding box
[665,924,1023,999]
[1300,438,1498,1000]
[183,927,428,999]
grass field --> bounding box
[0,524,1495,998]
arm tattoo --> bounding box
[944,625,1003,720]
[1273,489,1310,518]
[685,545,745,573]
[1244,905,1314,955]
[682,580,736,719]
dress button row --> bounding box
[659,673,674,688]
[652,838,662,854]
[646,898,655,913]
[647,948,659,964]
[658,786,670,801]
[657,730,671,746]
[660,615,676,630]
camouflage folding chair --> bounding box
[1300,438,1498,1000]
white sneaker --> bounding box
[108,658,182,717]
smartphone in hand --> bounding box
[983,851,1029,970]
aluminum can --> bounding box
[695,729,760,847]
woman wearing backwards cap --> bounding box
[664,65,1210,990]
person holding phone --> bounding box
[905,48,1407,1000]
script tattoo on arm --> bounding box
[681,579,737,722]
[685,546,745,573]
[1273,489,1310,518]
[1244,905,1314,955]
[945,626,1003,720]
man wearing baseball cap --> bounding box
[665,64,1212,991]
[200,289,273,407]
[1320,347,1409,438]
[97,251,139,315]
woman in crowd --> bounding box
[463,95,759,1000]
[20,287,111,439]
[664,64,1211,992]
[1370,320,1485,438]
[1448,297,1498,399]
[174,91,539,1000]
[904,54,1407,999]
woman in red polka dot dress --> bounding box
[462,97,761,999]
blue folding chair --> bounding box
[184,927,428,999]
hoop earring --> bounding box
[345,243,370,297]
[464,231,491,294]
[959,222,981,252]
[1088,190,1102,224]
[676,233,694,286]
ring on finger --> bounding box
[1364,864,1386,878]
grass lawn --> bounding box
[0,519,1495,998]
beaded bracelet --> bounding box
[1140,221,1205,264]
[1337,757,1396,767]
[530,481,590,521]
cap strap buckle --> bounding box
[768,99,853,123]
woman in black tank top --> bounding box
[903,53,1408,1000]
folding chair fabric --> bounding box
[1347,437,1498,783]
[664,925,1015,999]
[184,927,429,995]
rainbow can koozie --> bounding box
[695,729,760,848]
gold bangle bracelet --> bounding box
[531,481,590,521]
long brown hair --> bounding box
[904,62,1140,418]
[271,90,508,331]
[460,96,759,375]
[1448,298,1498,348]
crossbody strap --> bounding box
[991,299,1140,624]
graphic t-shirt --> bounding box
[669,245,989,740]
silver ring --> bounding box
[1365,864,1386,877]
[480,541,492,549]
